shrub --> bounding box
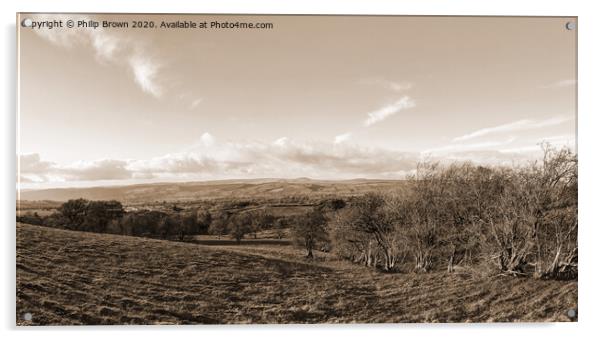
[329,146,577,279]
[292,208,329,259]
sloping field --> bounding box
[16,223,577,325]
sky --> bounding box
[17,14,577,189]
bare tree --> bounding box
[292,208,328,259]
[528,145,578,278]
[345,193,404,271]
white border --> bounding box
[2,1,600,338]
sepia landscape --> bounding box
[17,14,577,324]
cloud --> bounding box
[422,138,517,155]
[89,30,121,60]
[18,154,132,182]
[541,79,577,88]
[437,150,535,166]
[18,138,419,185]
[18,175,37,183]
[267,140,418,176]
[273,137,290,147]
[128,153,219,176]
[189,97,203,109]
[364,96,416,126]
[129,55,162,97]
[58,159,132,181]
[199,132,215,147]
[334,132,352,144]
[499,134,576,154]
[31,14,163,98]
[387,82,413,92]
[19,153,54,173]
[358,78,413,92]
[453,116,572,142]
[22,131,567,187]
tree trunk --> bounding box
[383,248,395,271]
[306,236,314,259]
[447,247,456,273]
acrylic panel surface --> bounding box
[16,13,577,325]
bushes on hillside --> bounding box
[207,210,278,243]
[330,146,577,279]
[20,199,214,242]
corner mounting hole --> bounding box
[567,309,577,318]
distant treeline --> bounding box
[17,195,345,242]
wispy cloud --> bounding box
[422,137,517,155]
[364,96,416,127]
[334,132,352,144]
[541,79,577,88]
[499,135,576,154]
[453,116,572,142]
[358,78,413,92]
[31,14,163,98]
[189,97,204,109]
[128,55,162,97]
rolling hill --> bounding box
[18,178,406,203]
[17,223,577,324]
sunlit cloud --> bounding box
[334,132,352,144]
[364,96,416,127]
[21,131,563,188]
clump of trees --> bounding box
[18,198,215,242]
[207,210,278,243]
[331,194,403,270]
[331,146,577,279]
[56,199,124,233]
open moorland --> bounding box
[17,223,576,325]
[18,178,404,203]
[16,149,578,324]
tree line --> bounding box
[17,198,298,242]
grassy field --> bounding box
[16,223,577,325]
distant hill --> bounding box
[17,178,406,203]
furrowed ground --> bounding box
[16,223,577,325]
